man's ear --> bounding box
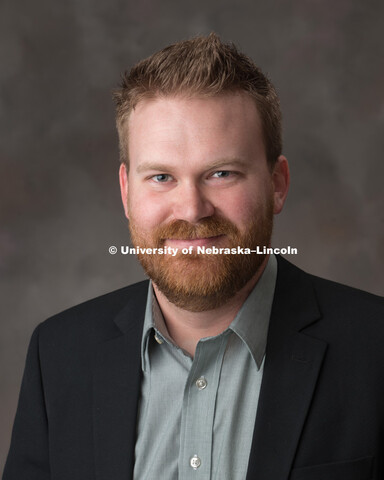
[272,155,290,214]
[119,163,130,220]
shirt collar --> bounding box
[141,254,277,372]
[141,284,156,373]
[228,253,277,369]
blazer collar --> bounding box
[93,280,148,480]
[113,280,149,334]
[246,255,328,480]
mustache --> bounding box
[153,216,240,241]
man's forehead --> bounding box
[125,94,267,172]
[127,94,263,154]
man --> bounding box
[4,34,384,480]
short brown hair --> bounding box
[113,33,282,169]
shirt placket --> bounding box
[178,332,231,480]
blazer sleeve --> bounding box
[3,324,50,480]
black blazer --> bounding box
[4,256,384,480]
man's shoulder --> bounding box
[310,272,384,338]
[309,270,383,311]
[278,255,382,300]
[277,256,384,330]
[37,279,149,346]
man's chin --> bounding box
[155,286,233,312]
[139,251,267,312]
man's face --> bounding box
[120,94,289,311]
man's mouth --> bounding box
[164,234,226,249]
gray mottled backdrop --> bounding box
[1,0,383,471]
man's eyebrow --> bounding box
[136,162,175,174]
[136,158,248,174]
[204,158,248,170]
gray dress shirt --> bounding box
[134,254,277,480]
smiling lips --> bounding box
[165,234,225,248]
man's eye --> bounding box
[152,174,171,183]
[211,171,232,178]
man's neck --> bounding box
[152,255,270,357]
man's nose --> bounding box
[172,183,215,223]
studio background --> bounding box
[1,0,383,472]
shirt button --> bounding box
[195,376,207,390]
[190,454,201,470]
[154,333,163,344]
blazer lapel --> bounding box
[246,257,328,480]
[92,283,148,480]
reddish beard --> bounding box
[128,198,274,312]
